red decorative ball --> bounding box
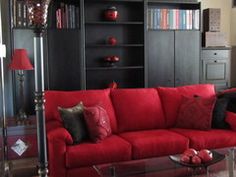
[108,37,117,45]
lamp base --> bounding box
[16,110,31,125]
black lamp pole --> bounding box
[26,0,51,176]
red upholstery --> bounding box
[45,85,236,177]
[111,88,165,132]
[225,111,236,131]
[45,89,117,133]
[171,128,236,150]
[119,129,189,159]
[67,167,99,177]
[157,84,215,128]
[176,96,216,130]
[65,135,132,168]
[84,105,112,143]
[47,127,73,177]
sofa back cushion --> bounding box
[157,84,215,128]
[111,88,165,132]
[45,89,117,133]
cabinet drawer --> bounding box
[7,134,38,160]
[202,50,230,60]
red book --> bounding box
[175,9,179,29]
[56,9,62,29]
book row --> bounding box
[147,8,200,30]
[13,0,31,27]
[56,3,80,29]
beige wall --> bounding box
[199,0,232,45]
[231,9,236,45]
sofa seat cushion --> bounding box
[67,167,99,177]
[111,88,165,132]
[65,135,132,168]
[45,89,117,133]
[119,130,189,159]
[157,84,215,128]
[171,128,236,150]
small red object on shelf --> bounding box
[104,7,118,21]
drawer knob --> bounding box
[214,60,217,63]
[214,53,217,55]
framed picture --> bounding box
[233,0,236,7]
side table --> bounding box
[4,116,38,176]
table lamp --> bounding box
[9,49,33,124]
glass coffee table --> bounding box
[94,147,235,177]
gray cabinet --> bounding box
[148,31,200,87]
[201,47,231,90]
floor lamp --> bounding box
[0,44,11,177]
[26,0,51,176]
[0,0,11,175]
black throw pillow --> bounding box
[212,97,230,129]
[58,102,88,144]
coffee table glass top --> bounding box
[94,148,235,177]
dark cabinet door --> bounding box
[175,31,200,86]
[148,31,175,87]
[47,30,82,90]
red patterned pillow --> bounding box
[225,111,236,131]
[83,105,112,143]
[175,96,216,130]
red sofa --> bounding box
[45,84,236,177]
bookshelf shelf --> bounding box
[86,66,144,71]
[86,44,144,47]
[85,21,144,25]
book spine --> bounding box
[65,4,69,28]
[182,10,186,30]
[13,0,17,27]
[150,8,153,29]
[56,9,62,29]
[162,9,167,29]
[153,9,157,29]
[22,2,27,27]
[173,9,176,30]
[169,9,173,29]
[175,9,179,30]
[157,9,161,29]
[16,0,23,27]
[189,10,192,30]
[76,6,80,29]
[166,9,170,29]
[195,9,200,30]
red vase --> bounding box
[108,37,117,45]
[104,7,118,21]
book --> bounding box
[16,0,23,27]
[56,9,62,29]
[22,2,27,27]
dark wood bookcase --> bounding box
[6,0,201,114]
[146,0,201,87]
[84,0,145,89]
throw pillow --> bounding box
[175,96,216,130]
[225,111,236,131]
[83,105,112,143]
[58,102,88,144]
[212,97,230,129]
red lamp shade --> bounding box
[9,49,34,70]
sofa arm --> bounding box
[47,127,73,177]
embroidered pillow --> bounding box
[175,96,216,130]
[83,105,111,143]
[225,111,236,131]
[58,102,88,144]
